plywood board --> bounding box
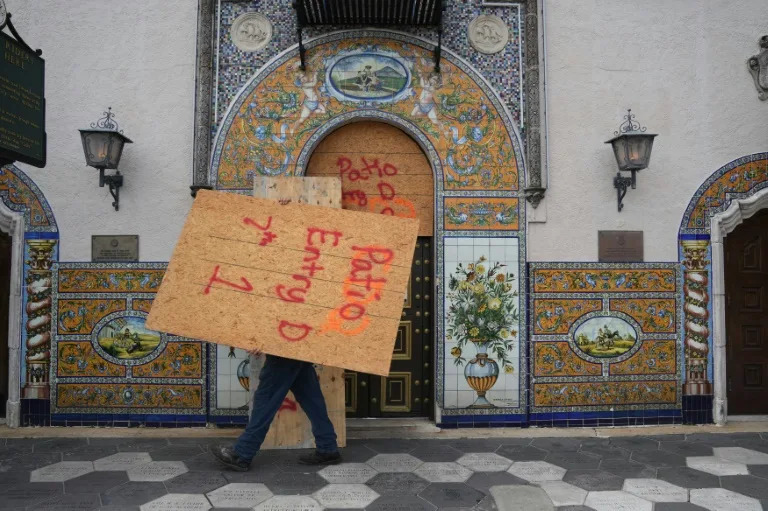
[146,188,419,376]
[306,121,434,236]
[251,176,345,449]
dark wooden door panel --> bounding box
[345,237,433,417]
[726,209,768,414]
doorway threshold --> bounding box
[728,415,768,422]
[347,418,440,438]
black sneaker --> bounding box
[298,450,342,465]
[211,445,250,472]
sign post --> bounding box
[0,6,46,168]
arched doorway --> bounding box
[306,121,435,418]
[725,209,768,414]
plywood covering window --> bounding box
[306,121,434,236]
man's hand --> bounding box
[247,348,263,358]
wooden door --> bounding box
[344,237,433,417]
[726,209,768,414]
[0,231,10,417]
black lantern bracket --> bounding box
[606,109,657,212]
[293,1,444,72]
[79,107,132,212]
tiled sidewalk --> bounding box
[2,433,768,510]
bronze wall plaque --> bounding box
[598,231,643,262]
[92,235,139,262]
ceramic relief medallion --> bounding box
[231,12,272,52]
[468,15,509,54]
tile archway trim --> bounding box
[190,0,544,203]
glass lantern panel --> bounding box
[612,137,629,170]
[85,133,110,167]
[107,135,125,168]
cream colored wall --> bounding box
[529,0,767,261]
[8,0,198,261]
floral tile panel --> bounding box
[443,237,521,409]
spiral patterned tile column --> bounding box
[22,239,56,399]
[682,239,712,395]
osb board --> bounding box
[253,176,345,449]
[306,121,434,236]
[146,188,419,376]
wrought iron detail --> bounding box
[748,35,768,101]
[90,107,124,133]
[614,108,647,136]
[614,172,635,212]
[293,0,444,72]
[1,13,42,56]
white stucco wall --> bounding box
[529,0,767,262]
[8,0,198,261]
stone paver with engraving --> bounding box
[30,461,94,482]
[11,432,768,509]
[127,460,188,481]
[320,463,378,483]
[207,482,273,508]
[508,461,567,482]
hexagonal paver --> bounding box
[654,504,708,511]
[313,483,379,508]
[656,467,720,489]
[64,470,128,494]
[536,480,587,507]
[127,461,187,482]
[713,446,768,465]
[367,453,422,473]
[563,469,625,491]
[720,474,768,500]
[629,450,686,468]
[686,456,749,476]
[207,483,273,508]
[34,493,101,510]
[414,462,472,482]
[580,443,630,460]
[531,437,585,452]
[410,444,462,462]
[622,478,688,502]
[367,495,437,511]
[101,481,168,507]
[94,452,152,471]
[496,444,549,461]
[164,471,228,494]
[263,472,327,495]
[419,482,485,509]
[508,461,566,482]
[658,442,713,457]
[598,459,657,479]
[689,488,762,511]
[255,495,323,511]
[30,461,94,482]
[140,493,211,511]
[366,472,430,496]
[545,451,601,469]
[319,463,378,483]
[456,453,512,472]
[584,490,653,511]
[609,437,660,451]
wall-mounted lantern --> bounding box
[79,107,132,211]
[605,109,657,212]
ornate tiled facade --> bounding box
[529,263,683,418]
[50,264,206,417]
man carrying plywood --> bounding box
[212,349,341,470]
[146,179,418,472]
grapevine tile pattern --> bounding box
[5,433,768,510]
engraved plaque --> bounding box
[92,235,139,262]
[598,231,643,262]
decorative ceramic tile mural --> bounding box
[442,237,523,412]
[51,263,206,417]
[529,263,682,417]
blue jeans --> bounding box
[234,355,338,462]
